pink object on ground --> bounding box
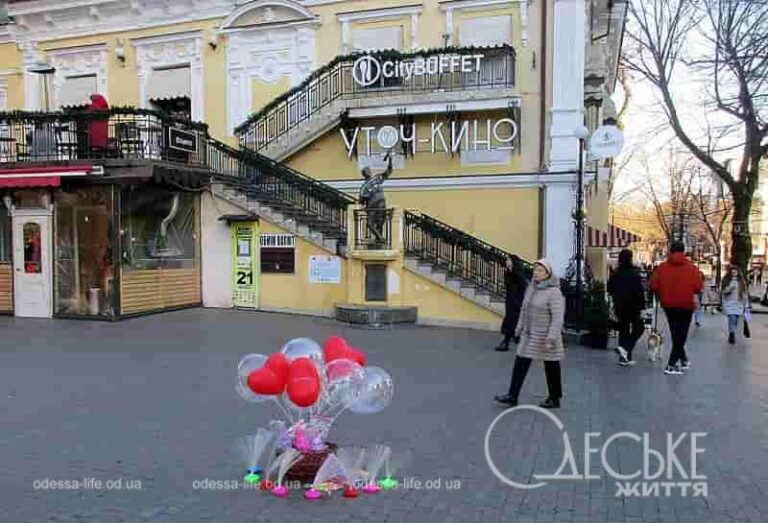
[304,488,322,500]
[271,485,289,497]
[362,482,380,494]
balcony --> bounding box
[0,108,209,169]
[235,45,517,158]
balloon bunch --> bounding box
[236,336,394,453]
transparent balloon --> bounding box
[236,353,269,403]
[280,338,323,364]
[349,366,394,414]
[315,358,366,419]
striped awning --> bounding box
[58,74,97,107]
[587,225,641,248]
[147,66,191,101]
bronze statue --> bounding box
[359,152,393,246]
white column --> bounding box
[444,9,453,46]
[191,62,204,121]
[138,65,150,109]
[342,21,350,54]
[21,43,42,110]
[410,13,419,49]
[227,69,243,136]
[544,183,575,278]
[548,0,586,172]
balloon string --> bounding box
[273,396,294,425]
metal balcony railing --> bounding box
[0,108,209,166]
[235,45,517,151]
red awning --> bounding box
[587,225,641,248]
[0,176,60,188]
[0,164,93,189]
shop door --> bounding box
[12,210,53,318]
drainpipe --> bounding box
[539,0,548,168]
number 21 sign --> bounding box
[231,221,259,308]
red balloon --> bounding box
[323,336,348,363]
[289,357,318,380]
[287,376,320,407]
[265,353,290,383]
[247,367,285,395]
[347,348,366,366]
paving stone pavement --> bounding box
[0,308,767,523]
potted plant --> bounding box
[582,281,611,349]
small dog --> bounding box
[643,306,664,362]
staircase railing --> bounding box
[206,137,356,238]
[235,45,517,151]
[403,210,532,298]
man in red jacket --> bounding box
[649,242,704,375]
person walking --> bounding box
[721,265,748,344]
[494,255,529,352]
[494,259,565,409]
[694,267,705,326]
[607,249,646,366]
[649,242,704,375]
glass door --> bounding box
[12,210,53,317]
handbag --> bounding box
[744,305,752,338]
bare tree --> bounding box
[625,0,768,274]
[641,150,697,243]
[692,165,733,282]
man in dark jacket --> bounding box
[608,249,646,366]
[495,255,529,351]
[649,241,704,375]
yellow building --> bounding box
[0,0,624,329]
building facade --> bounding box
[0,0,625,328]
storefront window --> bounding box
[0,205,10,262]
[55,188,115,316]
[120,186,197,271]
[23,223,41,273]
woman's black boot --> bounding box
[539,397,560,409]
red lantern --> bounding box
[286,376,320,407]
[246,367,285,395]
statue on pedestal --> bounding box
[359,152,393,246]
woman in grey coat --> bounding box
[495,259,566,409]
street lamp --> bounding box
[27,62,56,111]
[573,125,589,329]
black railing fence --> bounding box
[236,45,517,151]
[206,138,355,237]
[353,208,394,250]
[403,210,533,298]
[0,109,209,166]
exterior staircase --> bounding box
[207,139,354,255]
[402,210,533,316]
[206,138,530,317]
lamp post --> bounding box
[573,125,589,329]
[27,62,56,111]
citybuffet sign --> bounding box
[341,118,519,157]
[353,53,485,87]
